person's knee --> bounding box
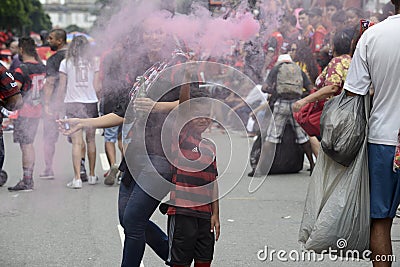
[371,218,393,228]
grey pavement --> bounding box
[0,123,399,267]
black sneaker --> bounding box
[0,170,8,186]
[247,169,255,177]
[8,179,34,192]
[80,164,88,182]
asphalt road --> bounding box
[0,122,399,267]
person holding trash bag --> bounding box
[343,2,400,265]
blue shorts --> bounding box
[104,125,122,143]
[369,143,400,219]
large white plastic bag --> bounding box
[298,139,370,254]
[320,91,366,167]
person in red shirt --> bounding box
[0,63,22,186]
[8,37,45,191]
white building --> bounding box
[39,0,99,31]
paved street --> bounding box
[0,122,399,267]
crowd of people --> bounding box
[0,0,399,266]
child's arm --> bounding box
[211,179,220,241]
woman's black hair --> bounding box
[333,29,353,56]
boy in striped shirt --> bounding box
[162,89,220,267]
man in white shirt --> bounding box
[344,1,400,265]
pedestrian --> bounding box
[253,53,315,176]
[8,40,21,73]
[42,29,89,180]
[161,88,220,267]
[58,16,192,266]
[8,37,45,191]
[343,1,400,265]
[57,35,100,188]
[98,46,126,186]
[0,62,22,186]
[292,29,352,156]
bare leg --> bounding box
[21,143,35,170]
[85,128,96,177]
[81,142,86,162]
[371,218,393,267]
[71,130,83,180]
[310,136,320,158]
[301,141,315,175]
[105,142,116,166]
[118,133,124,157]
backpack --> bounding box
[276,62,303,97]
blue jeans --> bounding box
[118,155,172,267]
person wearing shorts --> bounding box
[163,90,220,267]
[8,37,46,192]
[255,54,314,176]
[343,3,400,264]
[58,35,100,188]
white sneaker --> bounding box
[88,176,98,185]
[67,179,82,189]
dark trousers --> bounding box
[118,155,172,267]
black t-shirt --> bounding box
[117,52,189,179]
[46,49,66,100]
[101,52,133,115]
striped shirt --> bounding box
[167,126,218,220]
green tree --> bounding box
[0,0,52,36]
[28,0,52,34]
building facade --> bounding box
[40,0,99,31]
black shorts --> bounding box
[13,116,40,145]
[65,102,98,119]
[167,214,215,265]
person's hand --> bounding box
[249,111,256,119]
[211,214,220,241]
[133,97,155,113]
[292,99,307,113]
[57,117,82,135]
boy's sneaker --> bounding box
[104,165,119,186]
[88,176,98,185]
[39,169,54,179]
[67,179,82,189]
[8,179,34,192]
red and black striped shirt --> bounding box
[167,126,218,220]
[0,63,19,100]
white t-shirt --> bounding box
[59,58,99,103]
[344,14,400,146]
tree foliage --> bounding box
[0,0,52,36]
